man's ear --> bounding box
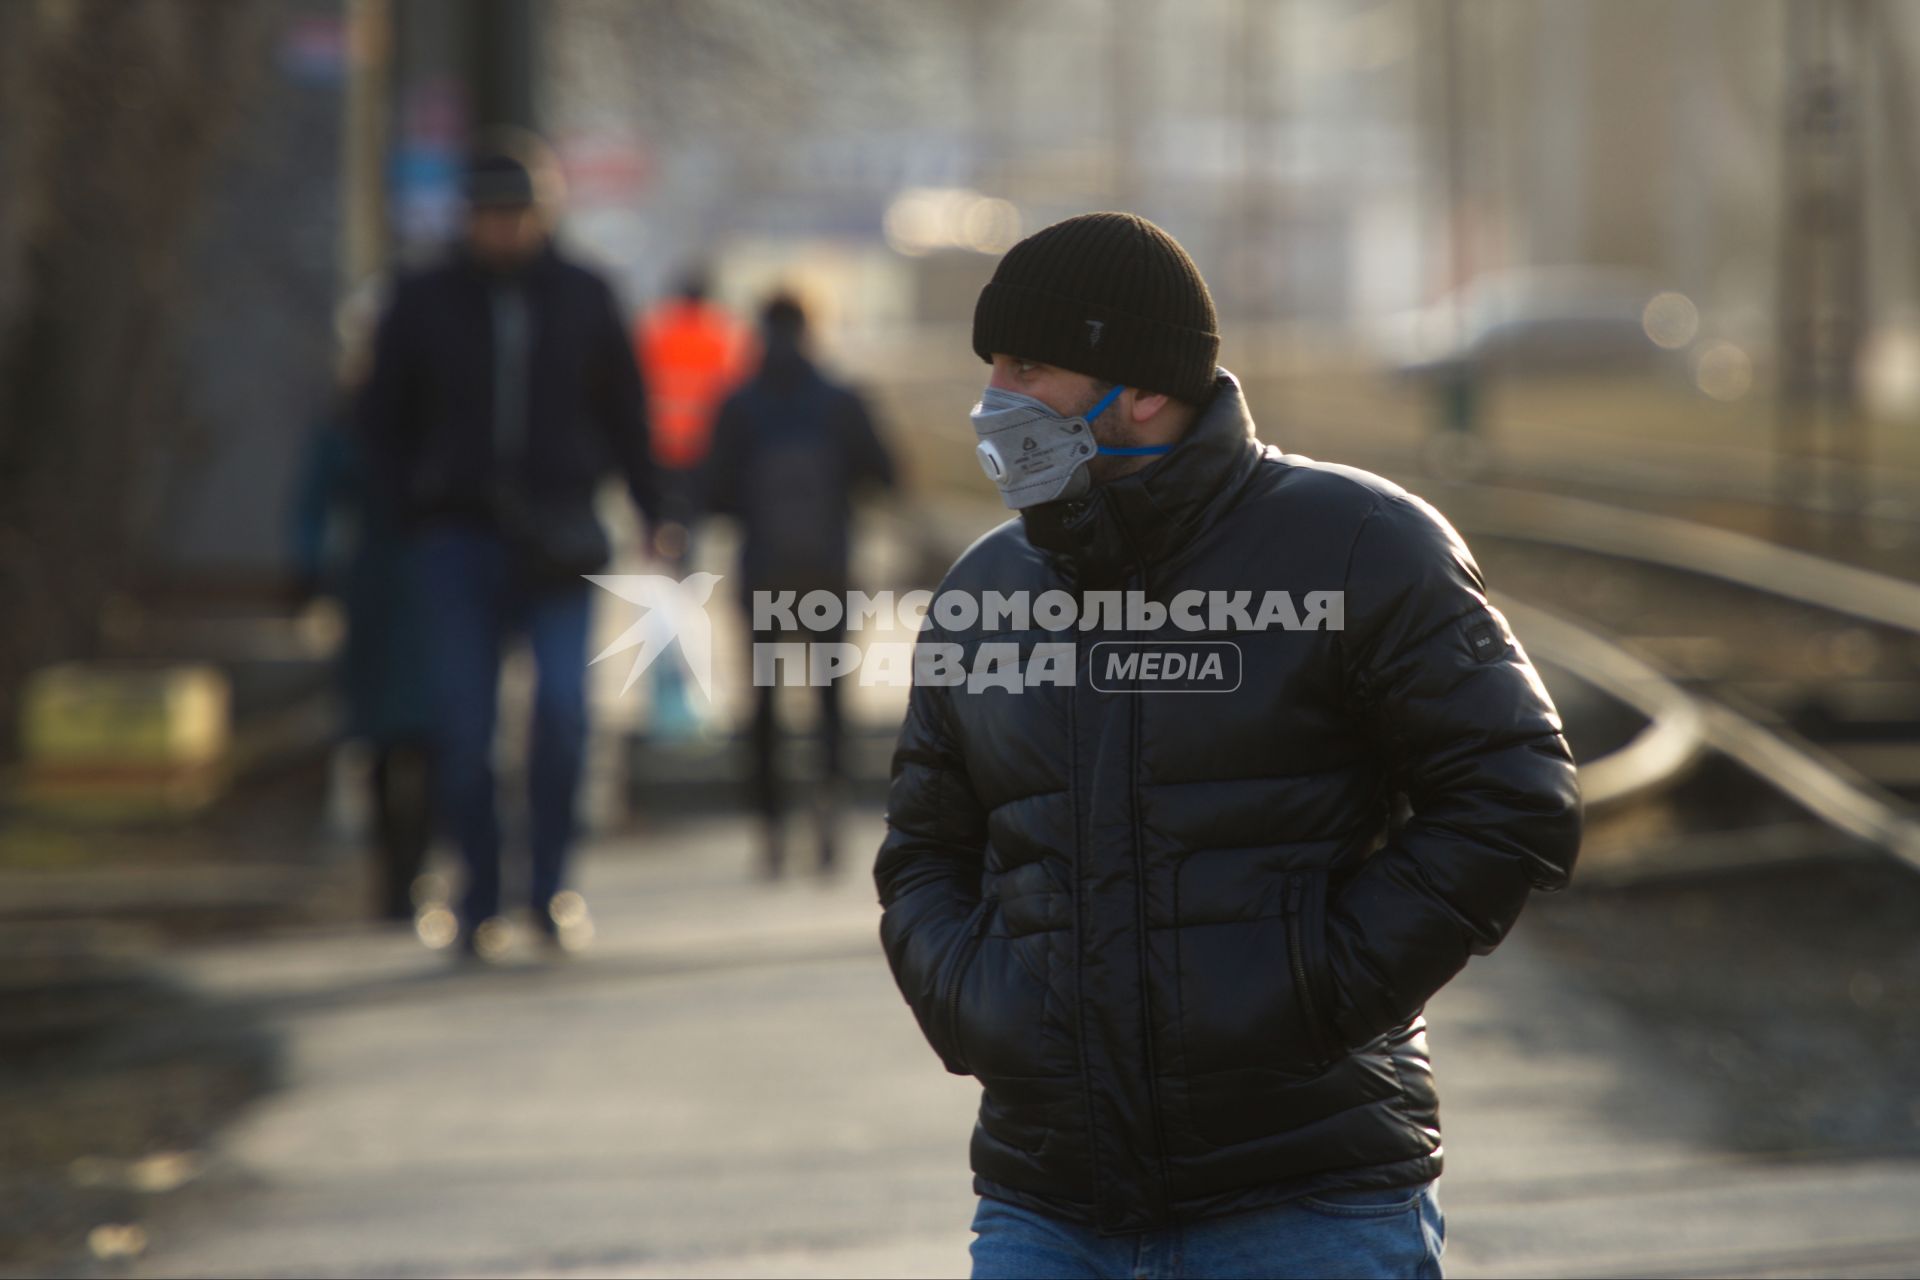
[1129,389,1170,423]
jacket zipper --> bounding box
[1122,561,1176,1219]
[1065,619,1109,1225]
[944,901,994,1070]
[1286,873,1332,1065]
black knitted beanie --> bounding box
[972,211,1219,405]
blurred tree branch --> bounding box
[0,0,272,759]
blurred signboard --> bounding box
[17,665,232,817]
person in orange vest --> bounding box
[635,269,749,531]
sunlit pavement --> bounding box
[125,814,1920,1280]
[128,812,977,1279]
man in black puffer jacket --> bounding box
[875,213,1580,1279]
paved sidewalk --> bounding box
[121,815,1920,1279]
[126,815,974,1279]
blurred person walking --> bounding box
[875,213,1581,1278]
[359,136,657,959]
[636,267,749,531]
[631,269,746,743]
[290,287,435,922]
[700,293,895,879]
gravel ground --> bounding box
[1524,855,1920,1158]
[0,957,281,1272]
[0,760,334,1273]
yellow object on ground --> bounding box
[16,663,232,817]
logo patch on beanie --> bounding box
[1085,319,1104,347]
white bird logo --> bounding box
[583,572,725,699]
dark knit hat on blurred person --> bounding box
[465,151,537,208]
[464,129,566,210]
[972,212,1220,405]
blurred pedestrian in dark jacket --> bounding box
[291,286,434,922]
[358,134,657,958]
[701,292,895,878]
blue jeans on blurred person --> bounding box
[415,526,593,934]
[969,1183,1444,1280]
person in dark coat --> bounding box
[358,137,657,958]
[291,290,435,921]
[875,213,1581,1277]
[701,292,895,878]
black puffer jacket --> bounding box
[875,371,1580,1235]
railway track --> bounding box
[1436,483,1920,884]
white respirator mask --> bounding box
[969,383,1169,509]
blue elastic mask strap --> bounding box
[1083,383,1126,424]
[1085,384,1172,457]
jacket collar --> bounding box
[453,237,560,284]
[1022,368,1263,581]
[754,334,818,390]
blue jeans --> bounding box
[415,527,594,931]
[969,1184,1444,1280]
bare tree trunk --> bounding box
[0,0,272,758]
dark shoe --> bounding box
[813,783,841,877]
[454,916,513,964]
[814,831,839,880]
[758,821,786,881]
[534,891,594,954]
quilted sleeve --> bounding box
[1321,492,1582,1049]
[874,626,989,1074]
